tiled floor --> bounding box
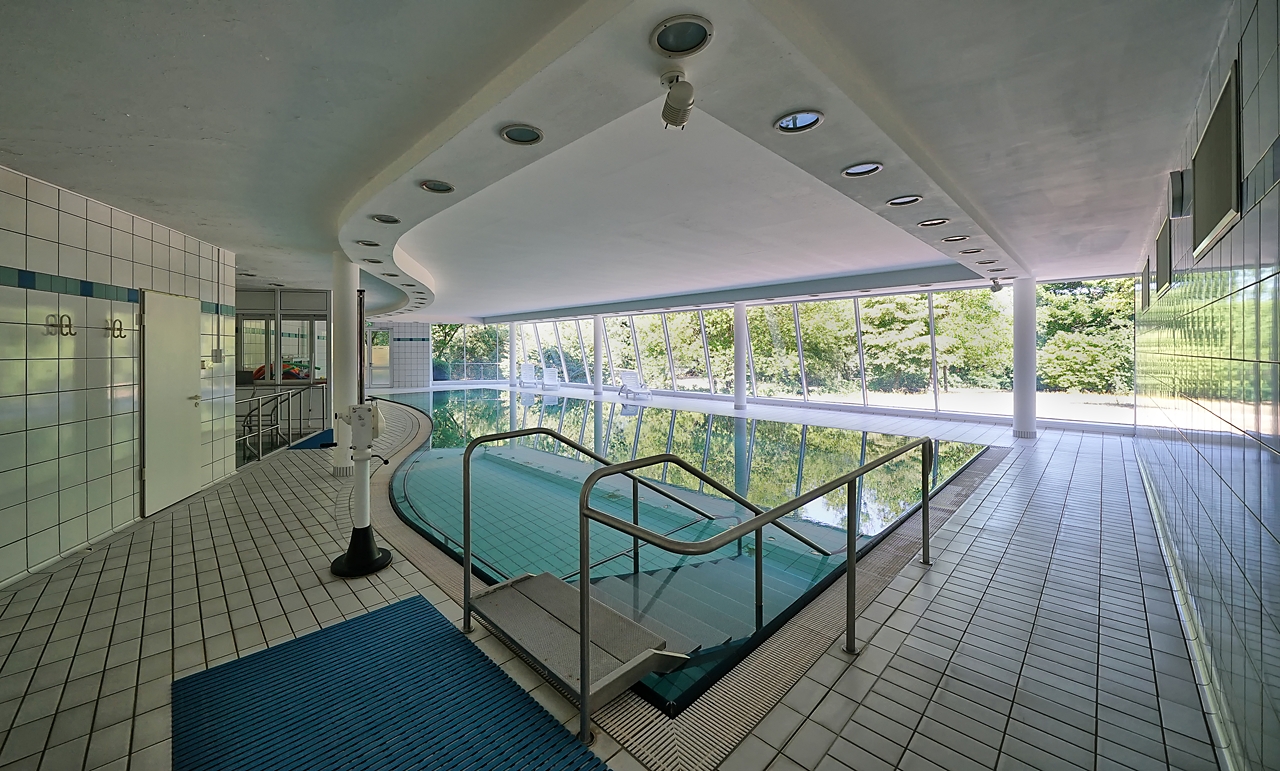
[0,390,1218,771]
[720,430,1221,771]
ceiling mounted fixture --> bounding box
[987,268,1007,273]
[941,235,969,243]
[371,214,400,224]
[414,292,426,295]
[917,218,949,227]
[990,279,1003,293]
[887,195,923,207]
[381,273,399,277]
[401,283,414,287]
[960,249,985,255]
[268,283,284,287]
[238,272,256,277]
[975,259,997,265]
[661,72,695,129]
[841,162,883,178]
[651,14,713,58]
[420,180,454,194]
[363,258,384,264]
[774,110,824,134]
[500,124,543,145]
[355,240,380,247]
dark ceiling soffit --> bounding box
[481,262,981,324]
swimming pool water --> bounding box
[382,388,984,713]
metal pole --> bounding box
[854,298,869,407]
[357,290,366,404]
[920,441,932,566]
[755,518,763,630]
[632,477,640,575]
[844,480,858,655]
[579,511,592,745]
[462,453,473,633]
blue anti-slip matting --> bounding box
[289,428,334,450]
[172,595,610,771]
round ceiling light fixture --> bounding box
[841,162,883,178]
[917,218,950,227]
[651,14,713,58]
[975,258,997,264]
[959,248,985,255]
[268,282,284,287]
[363,258,384,264]
[987,267,1007,273]
[238,272,256,277]
[887,195,923,207]
[774,110,824,134]
[371,214,400,224]
[381,272,399,278]
[420,179,454,194]
[355,240,380,247]
[941,235,969,243]
[401,283,414,287]
[500,124,544,145]
[414,291,427,295]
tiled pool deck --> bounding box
[0,389,1215,770]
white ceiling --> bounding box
[0,0,1231,319]
[400,99,954,319]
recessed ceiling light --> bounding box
[651,14,713,58]
[960,248,985,255]
[500,124,543,145]
[268,282,284,287]
[841,162,883,178]
[371,214,400,224]
[987,268,1007,273]
[808,294,820,298]
[941,235,969,243]
[420,180,454,194]
[858,289,872,293]
[975,259,997,265]
[774,110,824,134]
[356,240,380,247]
[414,292,427,295]
[919,284,932,287]
[381,273,398,277]
[238,272,256,277]
[401,283,414,287]
[918,218,949,227]
[887,195,923,207]
[363,258,383,264]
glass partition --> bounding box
[632,314,672,390]
[747,305,803,398]
[861,293,935,410]
[557,321,588,383]
[1037,280,1136,423]
[579,318,599,386]
[313,322,328,382]
[797,300,861,404]
[701,308,734,395]
[279,318,313,380]
[666,311,711,392]
[462,324,503,381]
[432,324,465,381]
[604,317,636,386]
[933,289,1014,414]
[238,317,273,382]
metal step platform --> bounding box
[471,572,689,712]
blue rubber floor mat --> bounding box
[289,428,333,449]
[172,595,610,770]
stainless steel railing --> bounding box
[235,384,328,465]
[572,437,934,743]
[459,427,831,637]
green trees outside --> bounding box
[933,290,1014,391]
[1037,280,1135,394]
[860,294,933,395]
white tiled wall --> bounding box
[390,323,431,388]
[0,163,236,586]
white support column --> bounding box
[425,323,433,389]
[1013,277,1037,439]
[733,302,747,410]
[508,322,518,388]
[593,315,604,396]
[331,251,358,476]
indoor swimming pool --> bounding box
[382,388,986,713]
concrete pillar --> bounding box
[593,315,604,396]
[331,251,359,476]
[734,302,747,410]
[1013,277,1037,439]
[508,322,518,388]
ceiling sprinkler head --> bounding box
[662,72,694,129]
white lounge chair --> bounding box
[617,369,652,400]
[542,366,560,391]
[518,363,538,388]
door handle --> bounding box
[188,395,201,401]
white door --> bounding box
[142,291,204,515]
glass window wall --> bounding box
[632,314,672,390]
[860,293,935,410]
[666,311,711,392]
[557,321,588,383]
[604,317,636,386]
[747,304,803,398]
[933,289,1013,414]
[797,300,861,404]
[238,317,273,382]
[701,308,734,395]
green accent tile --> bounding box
[0,266,16,287]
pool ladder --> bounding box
[458,427,934,745]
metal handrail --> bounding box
[572,436,934,743]
[458,427,833,627]
[236,384,327,463]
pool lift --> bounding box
[331,288,393,577]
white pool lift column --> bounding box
[330,251,359,477]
